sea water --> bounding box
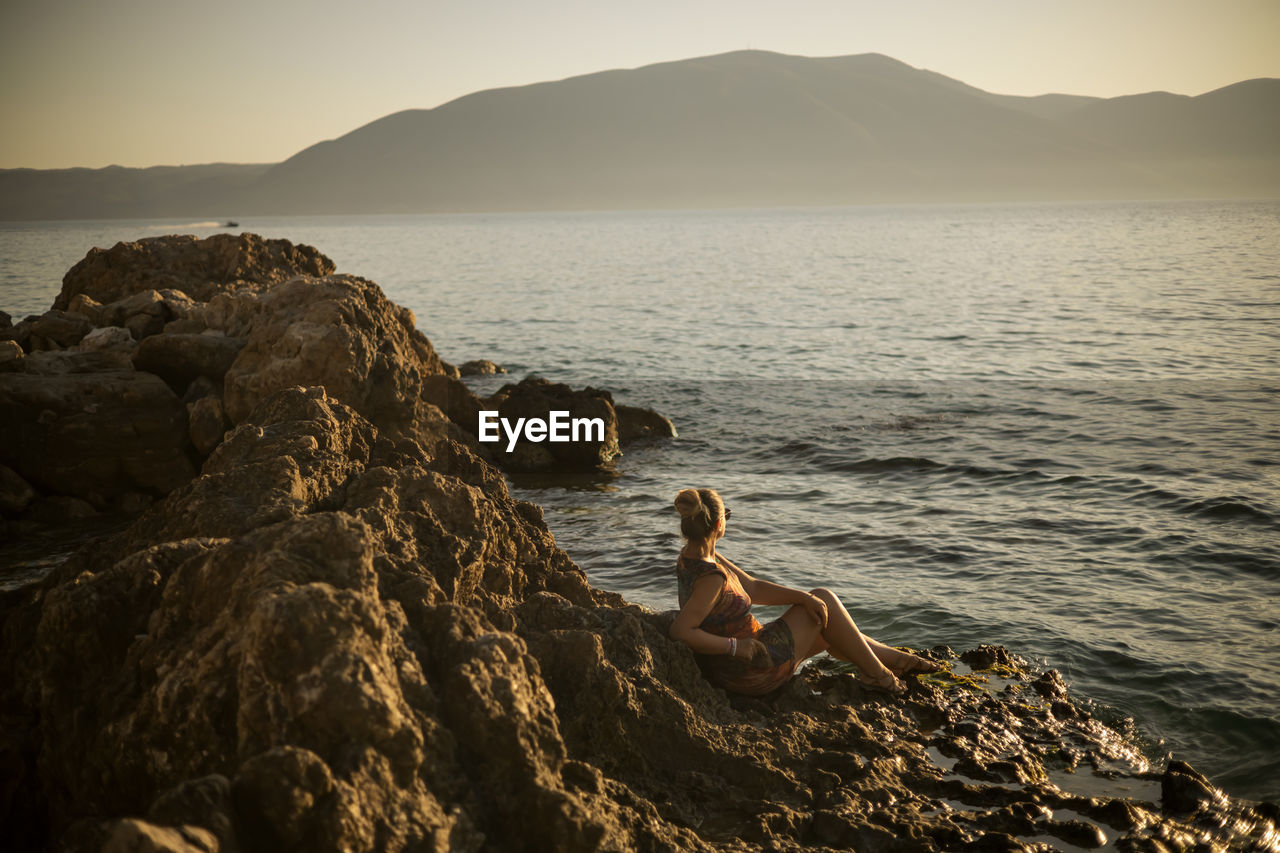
[2,200,1278,802]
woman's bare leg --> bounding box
[782,589,901,689]
[806,588,941,675]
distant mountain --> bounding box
[0,163,269,221]
[3,51,1277,219]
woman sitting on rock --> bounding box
[669,487,941,697]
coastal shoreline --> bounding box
[1,234,1274,851]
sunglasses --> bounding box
[723,507,732,521]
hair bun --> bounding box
[674,488,703,519]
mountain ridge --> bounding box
[3,50,1277,220]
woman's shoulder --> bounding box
[677,553,728,581]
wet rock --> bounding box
[1046,817,1108,848]
[961,645,1018,670]
[1161,760,1223,815]
[1113,836,1174,852]
[485,377,620,471]
[615,403,677,441]
[1085,797,1156,832]
[55,233,334,309]
[458,359,506,376]
[1031,668,1069,701]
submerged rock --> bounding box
[458,359,506,376]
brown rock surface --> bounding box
[133,332,246,394]
[54,233,335,309]
[615,403,678,441]
[0,368,196,510]
[458,359,506,376]
[218,274,450,436]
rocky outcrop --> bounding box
[2,235,1267,852]
[1,386,1271,852]
[483,377,621,472]
[1,235,673,535]
[53,233,334,309]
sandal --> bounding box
[858,669,906,696]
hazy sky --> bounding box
[3,0,1277,169]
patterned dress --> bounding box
[676,554,798,696]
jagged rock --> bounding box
[0,368,195,510]
[419,374,485,437]
[458,359,506,376]
[615,403,677,441]
[134,333,246,394]
[1161,760,1223,815]
[961,645,1018,670]
[485,377,620,471]
[55,233,334,309]
[219,275,450,440]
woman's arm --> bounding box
[716,552,828,627]
[668,574,736,654]
[669,574,769,663]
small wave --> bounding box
[822,456,945,474]
[1183,496,1276,525]
[145,221,222,230]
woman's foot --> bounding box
[889,651,944,677]
[858,668,906,696]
